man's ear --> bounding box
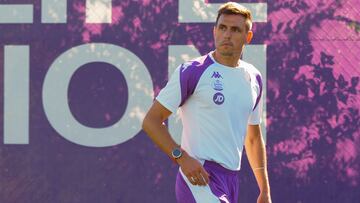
[246,30,253,44]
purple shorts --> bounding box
[175,160,239,203]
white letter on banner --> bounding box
[243,45,268,142]
[0,5,33,23]
[41,0,67,23]
[4,46,30,144]
[43,43,153,147]
[178,0,267,23]
[86,0,112,23]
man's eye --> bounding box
[219,26,226,31]
[232,28,241,32]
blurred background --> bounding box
[0,0,359,202]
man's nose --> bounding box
[223,29,231,38]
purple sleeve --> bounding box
[248,73,263,125]
[253,74,263,111]
[179,56,214,106]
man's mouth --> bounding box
[221,42,233,46]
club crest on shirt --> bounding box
[212,79,224,91]
[213,92,225,105]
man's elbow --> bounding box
[142,112,162,136]
[142,113,151,133]
[246,125,262,142]
[245,134,262,148]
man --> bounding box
[142,2,271,203]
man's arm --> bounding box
[142,101,210,186]
[245,124,271,203]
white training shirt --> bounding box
[156,51,263,171]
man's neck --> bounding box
[213,51,241,67]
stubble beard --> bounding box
[218,49,234,57]
[218,46,244,58]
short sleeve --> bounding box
[155,65,182,113]
[248,73,263,125]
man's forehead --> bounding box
[217,14,246,27]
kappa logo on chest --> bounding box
[211,71,223,79]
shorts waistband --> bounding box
[203,160,239,175]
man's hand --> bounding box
[176,152,210,186]
[257,192,271,203]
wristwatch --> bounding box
[171,147,183,159]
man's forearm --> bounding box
[142,104,211,186]
[250,138,270,192]
[142,115,179,159]
[245,130,270,193]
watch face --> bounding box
[172,148,182,158]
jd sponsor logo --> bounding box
[213,92,225,105]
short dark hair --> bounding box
[215,2,253,31]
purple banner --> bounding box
[0,0,359,202]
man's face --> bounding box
[213,14,253,57]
